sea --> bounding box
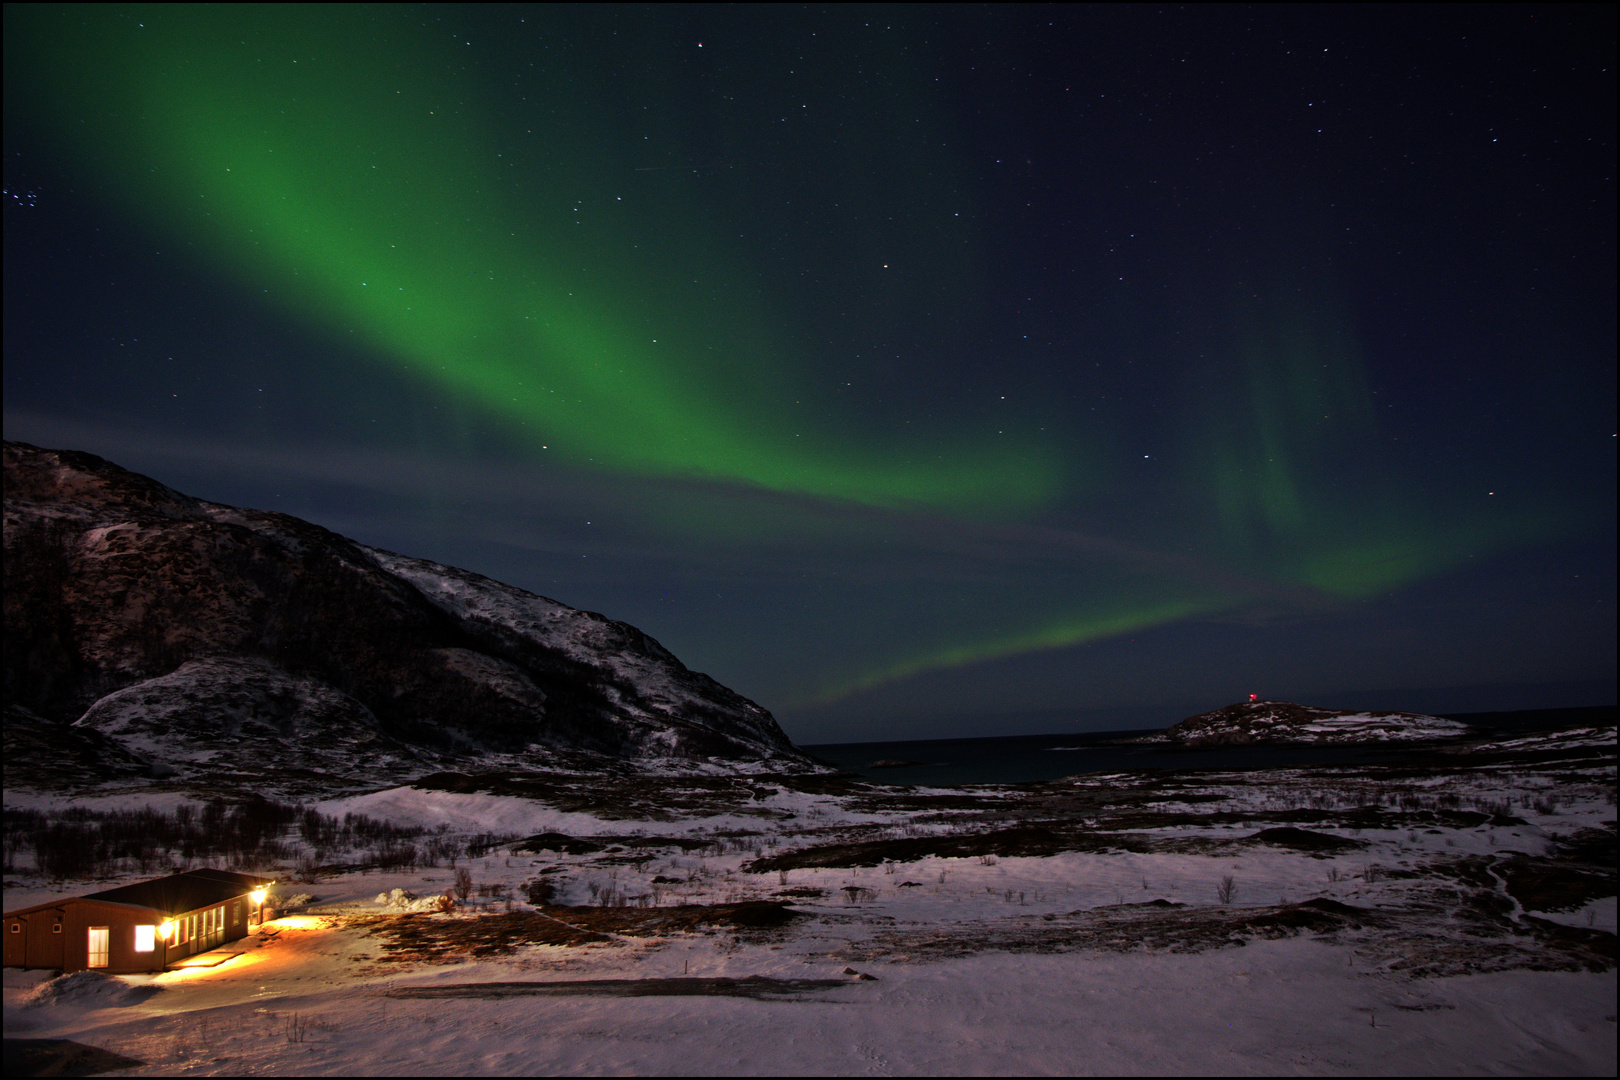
[799,706,1615,786]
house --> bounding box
[3,868,275,974]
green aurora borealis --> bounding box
[6,6,1611,734]
[14,5,1058,514]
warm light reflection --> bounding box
[160,952,248,978]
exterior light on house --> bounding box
[250,889,267,906]
[159,920,175,940]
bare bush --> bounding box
[423,835,460,867]
[15,799,313,880]
[453,867,473,901]
[1216,875,1237,905]
[368,841,418,873]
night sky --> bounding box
[5,5,1615,743]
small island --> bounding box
[1136,699,1471,748]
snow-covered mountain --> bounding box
[2,441,820,790]
[1140,699,1471,748]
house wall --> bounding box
[165,896,253,959]
[228,896,250,944]
[4,907,67,970]
[58,900,169,974]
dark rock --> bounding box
[512,833,605,856]
[1295,898,1371,916]
[773,886,826,898]
[1496,855,1616,913]
[1248,826,1367,852]
[3,704,156,785]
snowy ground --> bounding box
[4,726,1614,1075]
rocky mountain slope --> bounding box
[1137,699,1470,748]
[2,441,820,791]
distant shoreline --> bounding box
[802,704,1617,754]
[799,705,1617,785]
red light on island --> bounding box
[1249,693,1258,702]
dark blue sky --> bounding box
[5,5,1614,742]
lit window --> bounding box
[88,927,109,968]
[134,925,155,952]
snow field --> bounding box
[4,728,1614,1074]
[4,935,1613,1075]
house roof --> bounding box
[77,868,276,916]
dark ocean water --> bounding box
[799,706,1615,786]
